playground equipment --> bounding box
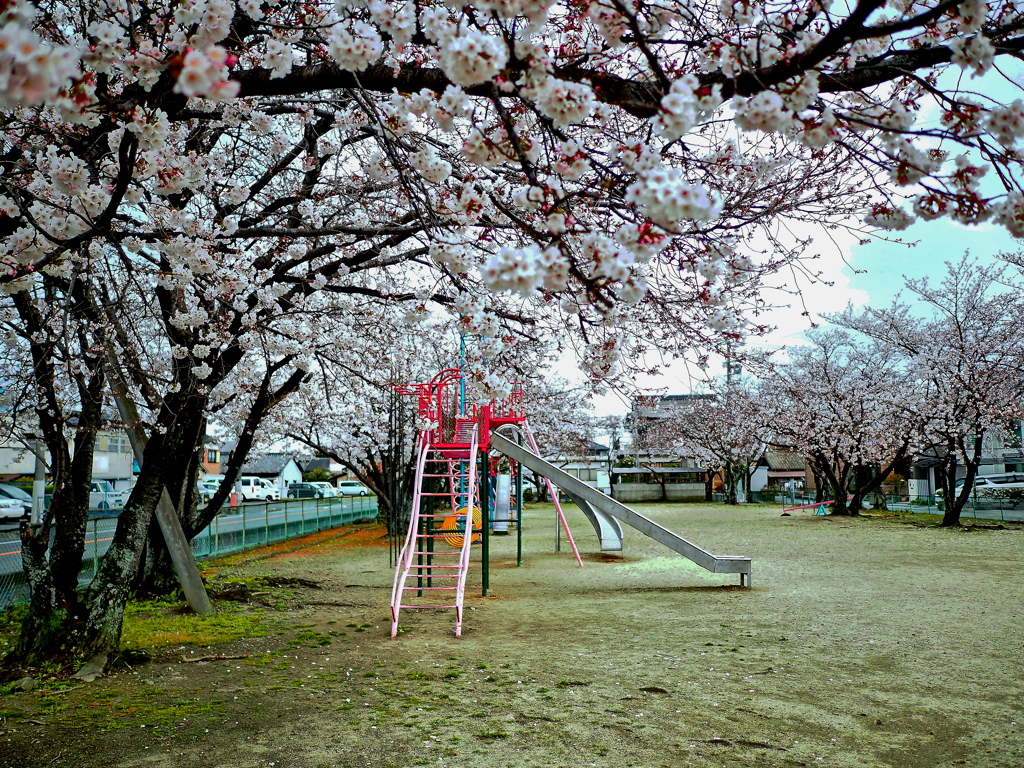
[783,500,835,516]
[389,369,752,637]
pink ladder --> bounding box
[390,425,479,637]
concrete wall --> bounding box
[610,482,705,503]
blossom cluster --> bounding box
[625,169,720,230]
[652,76,721,141]
[409,146,452,183]
[0,5,81,108]
[422,11,507,87]
[173,46,239,100]
[985,100,1024,147]
[326,21,383,72]
[528,77,596,128]
[481,244,565,295]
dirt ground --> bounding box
[0,502,1021,768]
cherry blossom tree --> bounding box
[764,329,920,515]
[835,256,1024,525]
[2,0,1024,669]
[277,314,487,535]
[654,383,767,504]
[518,378,600,499]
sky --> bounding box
[587,216,1023,417]
[576,55,1024,418]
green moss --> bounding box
[284,629,332,649]
[406,671,435,680]
[121,605,269,650]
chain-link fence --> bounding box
[754,491,1024,522]
[0,495,378,610]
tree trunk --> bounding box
[939,432,984,527]
[4,472,161,673]
[724,461,736,504]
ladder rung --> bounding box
[408,573,459,578]
[407,561,460,569]
[411,551,459,556]
[408,561,461,567]
[404,586,457,591]
[400,604,456,610]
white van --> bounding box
[239,476,279,501]
[941,472,1024,498]
[90,480,119,511]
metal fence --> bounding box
[757,491,1024,522]
[0,495,378,610]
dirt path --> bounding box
[1,503,1021,768]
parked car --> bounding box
[0,496,25,520]
[0,483,32,516]
[936,472,1024,505]
[287,482,327,499]
[90,480,119,511]
[307,481,339,498]
[196,482,215,504]
[336,480,370,496]
[111,485,133,508]
[239,476,279,501]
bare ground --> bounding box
[0,502,1021,768]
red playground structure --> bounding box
[390,368,753,638]
[390,368,581,637]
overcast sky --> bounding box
[586,216,1023,417]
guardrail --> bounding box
[0,495,378,610]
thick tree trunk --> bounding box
[939,433,983,527]
[6,524,83,670]
[4,472,161,673]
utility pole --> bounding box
[32,438,45,525]
[724,343,744,503]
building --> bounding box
[612,394,715,502]
[908,422,1024,499]
[749,448,811,493]
[240,453,303,496]
[0,427,134,491]
[201,439,222,477]
[533,441,611,495]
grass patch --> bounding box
[284,629,332,649]
[121,604,269,651]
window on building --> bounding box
[579,468,597,482]
[98,435,130,453]
[207,449,219,464]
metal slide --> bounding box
[490,431,752,588]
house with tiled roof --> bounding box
[240,453,303,497]
[749,448,811,492]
